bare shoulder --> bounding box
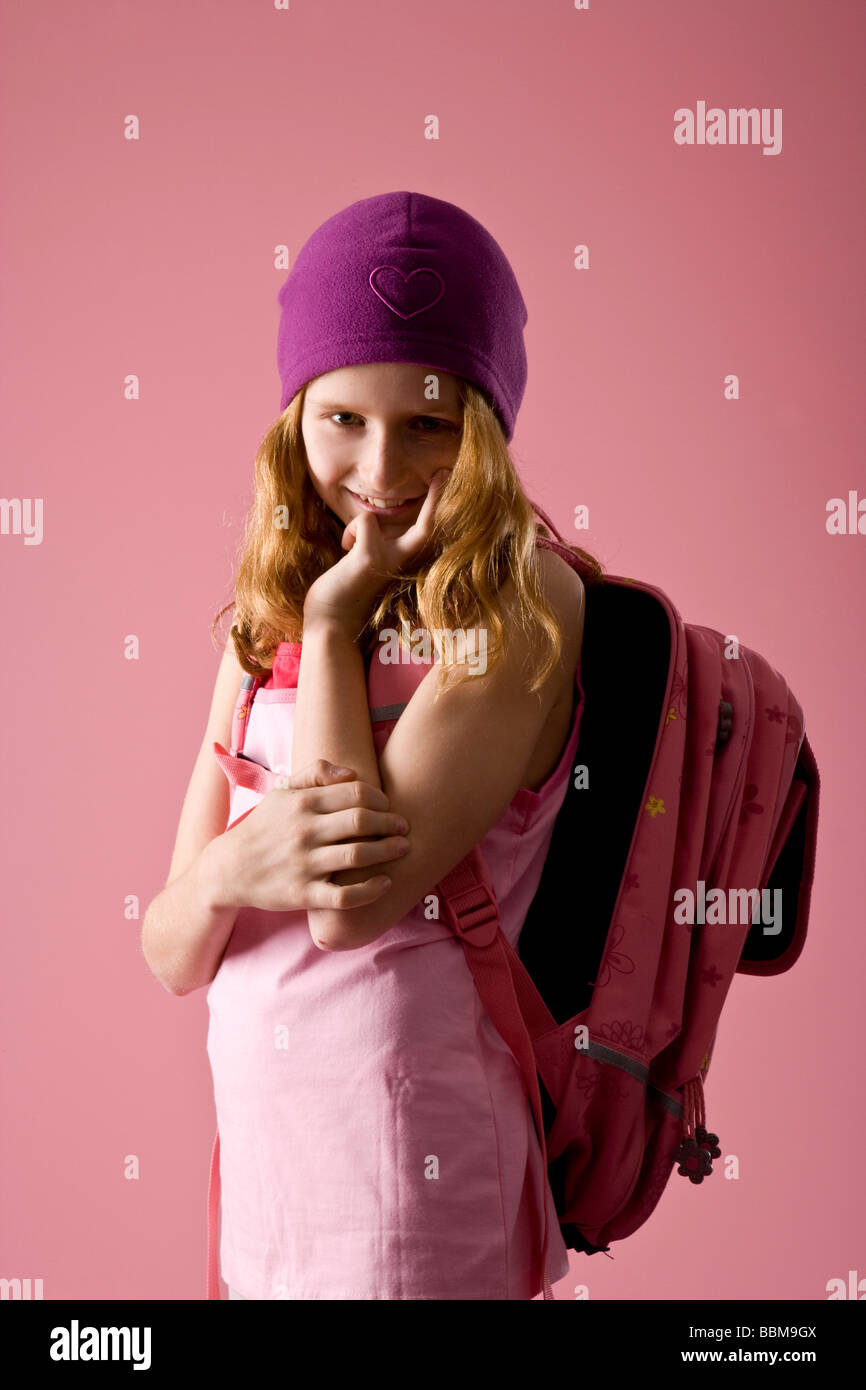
[505,545,585,792]
[536,542,585,600]
[535,544,586,663]
[494,542,585,691]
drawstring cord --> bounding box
[673,1073,721,1183]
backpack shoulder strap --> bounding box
[231,673,261,756]
[435,847,561,1297]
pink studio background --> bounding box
[1,0,863,1301]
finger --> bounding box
[311,834,410,876]
[279,760,358,791]
[287,778,391,813]
[348,509,386,563]
[307,874,393,910]
[304,805,409,847]
[393,469,450,560]
[345,511,386,557]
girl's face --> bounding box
[300,363,464,534]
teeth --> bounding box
[359,494,413,507]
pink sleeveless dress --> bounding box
[206,637,585,1300]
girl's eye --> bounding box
[414,417,451,433]
[328,413,454,433]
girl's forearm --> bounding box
[141,835,240,995]
[292,615,382,790]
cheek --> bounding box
[303,441,345,495]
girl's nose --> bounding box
[355,430,417,492]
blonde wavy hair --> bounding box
[212,379,604,697]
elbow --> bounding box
[141,946,203,997]
[153,969,200,997]
[307,907,394,953]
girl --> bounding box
[142,191,603,1300]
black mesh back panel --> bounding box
[738,760,808,965]
[517,582,671,1029]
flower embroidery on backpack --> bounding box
[590,922,635,990]
[597,1019,646,1054]
[766,704,802,747]
[572,1055,633,1103]
[738,784,764,826]
[785,712,802,745]
[667,667,688,721]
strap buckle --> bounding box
[446,884,500,947]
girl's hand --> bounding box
[213,760,411,912]
[303,468,451,636]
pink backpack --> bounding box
[205,503,819,1299]
[433,505,820,1298]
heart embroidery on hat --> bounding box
[368,265,445,319]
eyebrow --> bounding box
[309,400,461,417]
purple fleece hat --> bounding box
[276,191,528,442]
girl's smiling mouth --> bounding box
[346,489,426,516]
